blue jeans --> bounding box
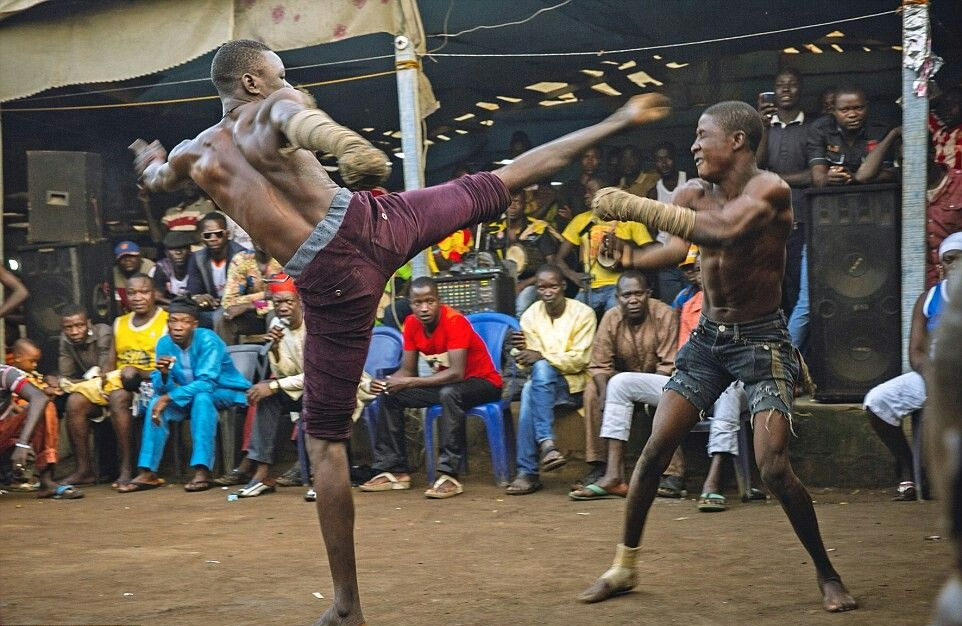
[515,359,573,476]
[787,244,809,348]
[515,285,539,318]
[137,389,245,472]
[576,284,617,319]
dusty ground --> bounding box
[0,467,951,626]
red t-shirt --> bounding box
[402,305,502,388]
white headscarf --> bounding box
[939,231,962,261]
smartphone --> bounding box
[759,91,776,106]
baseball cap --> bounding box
[678,245,699,268]
[114,241,141,258]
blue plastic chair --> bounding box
[423,312,519,486]
[297,326,404,485]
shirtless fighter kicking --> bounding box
[131,39,670,626]
[577,101,857,613]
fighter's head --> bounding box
[211,39,291,100]
[692,101,763,182]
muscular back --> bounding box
[674,172,792,323]
[167,89,341,265]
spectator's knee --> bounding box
[108,389,132,412]
[119,367,145,392]
[529,359,555,383]
[438,385,460,404]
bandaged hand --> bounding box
[284,108,391,187]
[592,187,696,241]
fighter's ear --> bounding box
[241,71,260,96]
[730,129,747,151]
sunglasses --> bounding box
[201,230,226,240]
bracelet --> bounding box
[15,442,32,450]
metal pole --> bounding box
[394,35,428,278]
[900,2,930,370]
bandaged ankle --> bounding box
[599,543,639,588]
[284,109,390,186]
[592,187,696,240]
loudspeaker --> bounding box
[27,151,103,244]
[806,184,901,403]
[435,270,516,316]
[14,242,114,373]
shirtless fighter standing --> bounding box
[131,39,671,626]
[577,101,858,613]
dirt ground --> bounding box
[0,466,952,626]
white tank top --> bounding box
[655,172,687,244]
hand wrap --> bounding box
[284,108,391,187]
[592,187,696,240]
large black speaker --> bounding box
[27,151,103,244]
[435,270,516,316]
[806,184,901,403]
[14,242,114,373]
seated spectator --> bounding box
[112,241,156,313]
[58,304,113,382]
[863,233,962,500]
[215,275,304,497]
[187,211,246,329]
[646,141,691,303]
[9,338,61,400]
[489,192,563,315]
[377,263,413,331]
[506,265,596,495]
[224,213,255,251]
[925,144,962,288]
[808,85,897,187]
[60,274,168,487]
[120,297,250,493]
[359,276,502,499]
[521,180,566,225]
[557,185,654,318]
[0,363,82,499]
[568,271,678,500]
[153,230,194,304]
[216,247,283,344]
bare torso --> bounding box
[167,92,341,265]
[676,173,792,323]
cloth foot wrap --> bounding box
[284,108,391,187]
[598,543,640,591]
[592,187,696,240]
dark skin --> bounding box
[194,218,230,309]
[61,276,154,487]
[0,267,29,319]
[8,380,65,495]
[116,253,144,277]
[504,193,557,294]
[223,248,273,320]
[131,44,670,626]
[756,71,812,187]
[580,111,857,612]
[811,92,895,187]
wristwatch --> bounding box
[269,380,281,392]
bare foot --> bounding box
[59,472,97,486]
[310,605,366,626]
[819,577,858,612]
[577,577,631,604]
[618,93,672,126]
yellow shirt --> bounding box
[426,229,473,274]
[113,308,168,371]
[519,298,596,394]
[562,211,653,288]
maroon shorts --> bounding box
[286,172,511,440]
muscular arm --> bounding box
[131,139,192,193]
[0,268,29,318]
[686,178,788,247]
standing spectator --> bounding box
[568,271,679,499]
[360,276,502,499]
[120,297,250,493]
[187,212,246,329]
[0,363,83,499]
[863,233,962,501]
[560,145,603,224]
[930,86,961,171]
[112,241,156,313]
[506,265,596,495]
[152,230,194,303]
[161,183,211,233]
[925,146,962,288]
[818,86,837,118]
[618,145,660,199]
[756,68,815,348]
[216,276,305,496]
[426,228,474,274]
[646,142,690,303]
[216,247,283,344]
[60,274,168,487]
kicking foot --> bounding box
[358,471,411,492]
[819,577,858,612]
[617,93,673,127]
[310,605,366,626]
[59,472,97,486]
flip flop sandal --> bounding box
[38,484,85,500]
[539,447,567,473]
[184,480,211,493]
[304,488,317,502]
[697,492,727,512]
[235,480,276,498]
[505,475,543,496]
[118,479,166,493]
[424,474,463,499]
[568,483,628,501]
[358,471,411,492]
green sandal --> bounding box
[697,492,727,512]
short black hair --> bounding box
[126,273,154,289]
[12,337,39,355]
[775,67,803,85]
[210,39,272,95]
[834,84,866,101]
[60,303,89,320]
[617,270,649,293]
[200,211,228,229]
[534,263,564,283]
[652,141,676,157]
[703,101,764,153]
[409,276,438,295]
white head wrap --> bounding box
[939,231,962,260]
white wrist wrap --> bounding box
[284,109,391,187]
[592,187,696,240]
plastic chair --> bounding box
[689,412,755,502]
[423,312,519,486]
[296,326,404,486]
[216,343,271,473]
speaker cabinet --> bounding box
[27,151,103,244]
[434,270,516,317]
[14,242,114,373]
[806,184,901,403]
